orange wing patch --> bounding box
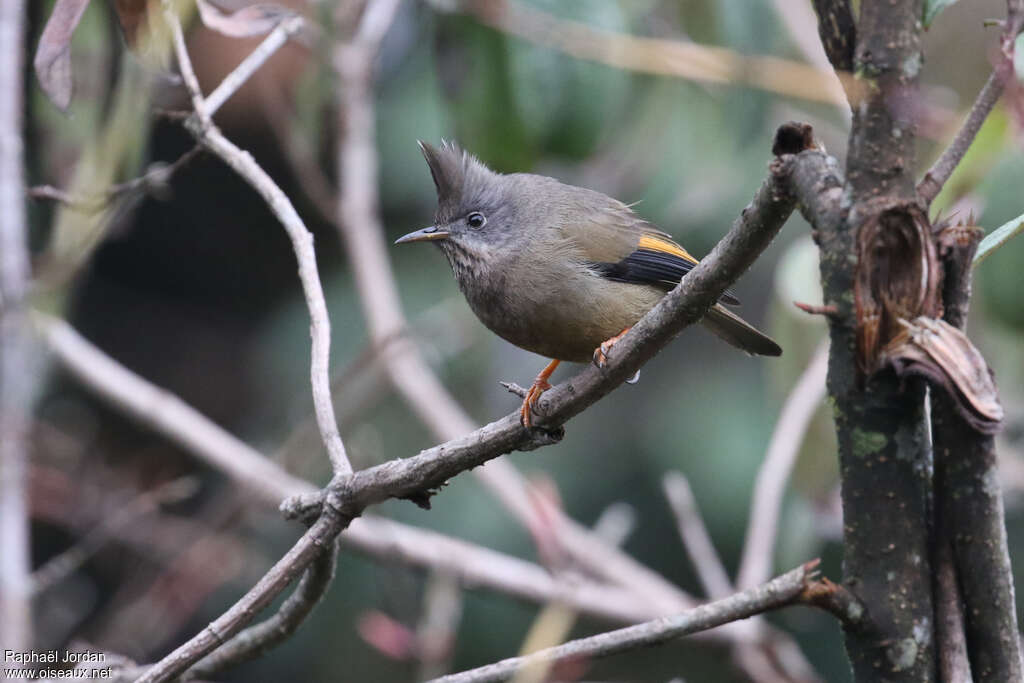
[637,234,699,265]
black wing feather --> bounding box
[590,248,741,306]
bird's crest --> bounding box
[417,140,494,207]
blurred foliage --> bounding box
[23,0,1024,682]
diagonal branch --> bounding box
[917,1,1024,204]
[134,506,350,683]
[428,562,827,683]
[38,313,675,627]
[283,139,808,523]
[182,542,339,680]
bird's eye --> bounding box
[467,212,486,228]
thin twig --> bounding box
[793,301,838,316]
[28,146,203,213]
[917,4,1024,204]
[0,0,34,656]
[36,313,314,504]
[427,563,823,683]
[203,16,306,118]
[182,543,339,680]
[135,507,350,683]
[662,472,733,599]
[736,341,828,590]
[161,0,352,477]
[31,477,199,595]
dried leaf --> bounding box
[195,0,297,38]
[34,0,93,110]
[855,204,942,374]
[884,317,1003,434]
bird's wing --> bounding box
[561,199,740,305]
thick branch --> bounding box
[0,0,34,656]
[825,2,935,680]
[810,0,856,73]
[932,225,1021,681]
[429,563,825,683]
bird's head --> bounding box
[395,141,522,260]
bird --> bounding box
[395,141,781,427]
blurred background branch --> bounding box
[0,0,35,659]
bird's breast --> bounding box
[448,244,664,362]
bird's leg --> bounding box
[520,359,561,427]
[592,327,632,368]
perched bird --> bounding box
[396,142,781,427]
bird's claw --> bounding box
[592,327,631,369]
[520,379,552,428]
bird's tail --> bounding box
[700,304,782,357]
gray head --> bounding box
[394,141,526,269]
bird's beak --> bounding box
[394,226,450,244]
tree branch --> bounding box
[444,0,853,107]
[161,0,353,477]
[28,146,202,213]
[182,543,339,680]
[810,0,856,73]
[662,472,732,600]
[819,1,937,679]
[134,507,350,683]
[932,223,1022,680]
[428,562,827,683]
[917,2,1024,204]
[0,0,34,656]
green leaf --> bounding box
[974,212,1024,266]
[923,0,959,28]
[1015,33,1024,85]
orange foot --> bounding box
[592,327,632,368]
[520,359,561,428]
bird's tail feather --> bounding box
[700,304,782,357]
